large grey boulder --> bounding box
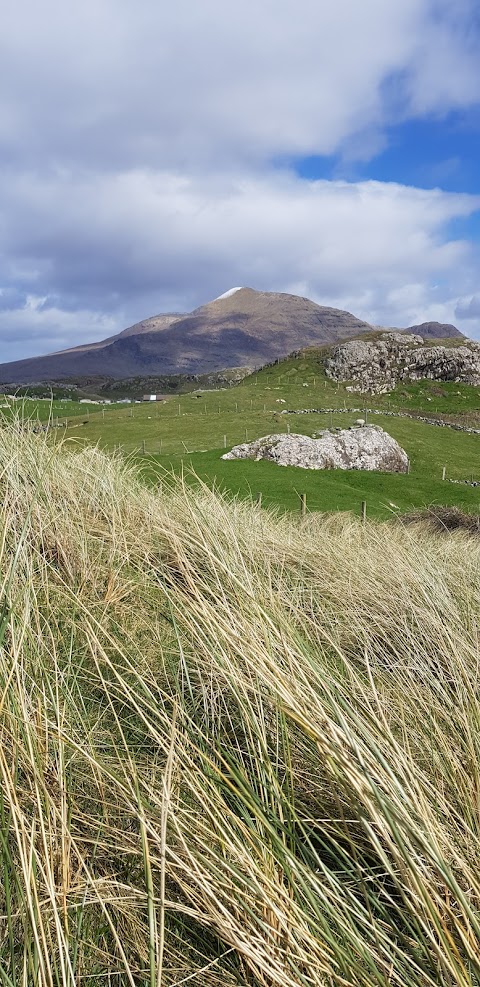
[222,426,408,472]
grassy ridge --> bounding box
[0,426,480,984]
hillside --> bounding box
[0,286,464,384]
[405,320,462,338]
[23,337,475,519]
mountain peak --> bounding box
[214,287,245,300]
[0,288,465,384]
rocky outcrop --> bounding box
[326,334,480,394]
[222,426,408,472]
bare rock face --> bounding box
[326,333,480,394]
[222,426,408,472]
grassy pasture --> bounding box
[6,350,480,517]
[0,396,102,421]
[58,369,480,517]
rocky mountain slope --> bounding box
[377,321,462,340]
[326,333,480,394]
[0,287,464,384]
[404,321,461,339]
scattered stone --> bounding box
[222,426,408,472]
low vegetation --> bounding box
[1,423,480,985]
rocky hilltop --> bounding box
[0,287,464,385]
[325,333,480,394]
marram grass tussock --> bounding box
[0,423,479,986]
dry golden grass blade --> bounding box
[0,422,479,985]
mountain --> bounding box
[404,321,463,339]
[0,287,465,384]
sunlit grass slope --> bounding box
[6,351,480,517]
[1,424,480,985]
[53,375,480,517]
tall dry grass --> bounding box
[0,421,479,986]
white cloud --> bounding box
[0,295,118,360]
[406,1,480,115]
[455,295,480,320]
[0,0,479,169]
[0,0,479,360]
[1,166,479,361]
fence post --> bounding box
[361,500,367,522]
[300,493,307,517]
[142,439,146,455]
[223,434,227,448]
[406,458,410,474]
[442,466,446,481]
[244,428,248,441]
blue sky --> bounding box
[0,0,480,363]
[294,113,480,194]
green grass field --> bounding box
[0,396,103,422]
[6,352,480,517]
[49,355,480,517]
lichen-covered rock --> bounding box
[222,426,408,472]
[325,333,480,394]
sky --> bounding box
[1,0,480,363]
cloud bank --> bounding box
[0,0,479,360]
